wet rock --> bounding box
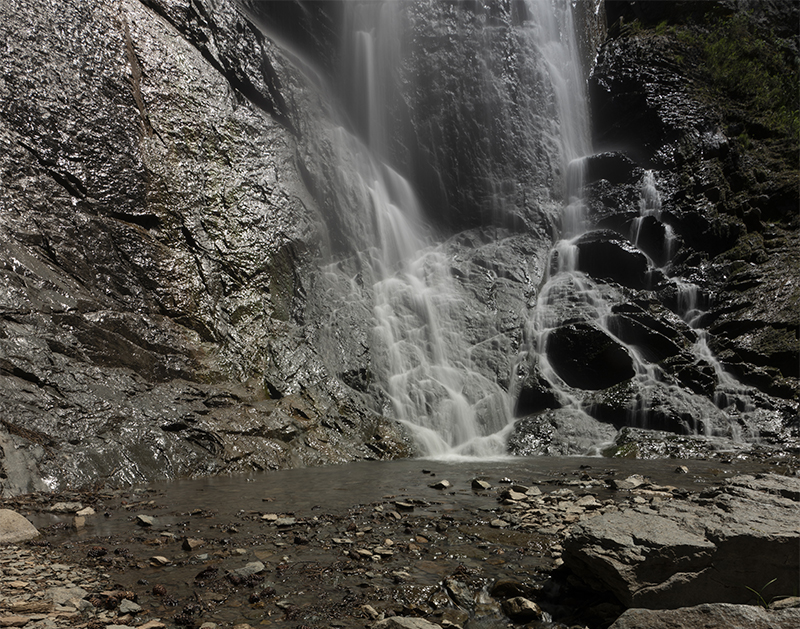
[508,409,618,456]
[0,510,39,544]
[603,427,725,460]
[429,480,451,490]
[233,562,265,578]
[471,479,491,491]
[547,323,635,390]
[489,579,536,600]
[585,152,639,185]
[136,515,155,527]
[50,502,83,514]
[609,603,800,629]
[182,537,205,551]
[573,230,651,289]
[118,599,142,614]
[514,364,561,417]
[563,474,800,609]
[374,617,442,629]
[501,596,543,622]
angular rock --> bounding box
[502,596,543,622]
[429,480,451,490]
[136,515,155,527]
[563,474,800,609]
[546,323,635,390]
[374,617,442,629]
[609,603,800,629]
[233,562,265,578]
[574,230,651,289]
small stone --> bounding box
[374,617,443,628]
[502,596,543,622]
[394,501,414,511]
[501,489,527,501]
[675,465,689,474]
[139,621,168,629]
[119,599,142,614]
[261,513,278,521]
[275,517,296,527]
[50,502,83,513]
[68,597,94,612]
[232,548,247,556]
[429,480,451,490]
[181,537,205,551]
[150,556,170,566]
[490,519,510,528]
[362,604,381,620]
[76,507,96,516]
[48,587,88,605]
[472,479,491,490]
[234,562,265,577]
[136,514,155,527]
[73,516,86,529]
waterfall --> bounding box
[311,0,595,457]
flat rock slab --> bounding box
[563,474,800,609]
[609,603,800,629]
[0,510,39,544]
[374,618,442,629]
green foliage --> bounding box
[745,578,777,609]
[695,14,799,140]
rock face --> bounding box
[0,0,797,492]
[509,0,798,456]
[563,474,800,609]
[0,0,410,495]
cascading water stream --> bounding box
[332,1,534,457]
[324,0,607,457]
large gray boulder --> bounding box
[0,509,39,544]
[609,603,800,629]
[563,474,800,609]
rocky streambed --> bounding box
[1,458,798,629]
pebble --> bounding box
[0,545,124,629]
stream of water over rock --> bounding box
[254,0,779,462]
[314,0,595,457]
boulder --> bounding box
[546,323,635,390]
[574,230,651,290]
[609,603,800,629]
[0,509,39,544]
[563,474,800,609]
[585,152,639,185]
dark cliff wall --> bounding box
[0,0,408,495]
